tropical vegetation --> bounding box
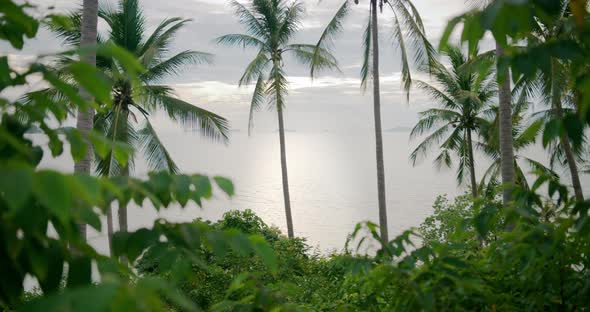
[1,0,590,311]
[41,0,230,253]
[410,46,496,197]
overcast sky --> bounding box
[5,0,477,133]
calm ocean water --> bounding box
[35,130,589,253]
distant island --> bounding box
[383,126,412,132]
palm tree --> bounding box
[50,0,229,254]
[315,0,436,242]
[410,46,496,198]
[468,0,516,207]
[217,0,339,238]
[530,92,586,200]
[74,0,98,242]
[522,9,585,201]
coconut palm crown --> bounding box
[49,0,229,176]
[410,46,496,197]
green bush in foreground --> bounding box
[135,180,590,311]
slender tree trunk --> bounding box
[495,42,515,207]
[551,59,584,201]
[118,165,129,263]
[277,106,294,238]
[559,133,584,201]
[106,206,114,256]
[74,0,99,241]
[467,130,478,198]
[371,0,389,242]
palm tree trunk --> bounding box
[495,42,515,207]
[277,106,294,238]
[118,165,129,263]
[467,129,478,198]
[106,206,114,256]
[550,59,584,201]
[74,0,99,241]
[371,0,389,242]
[559,133,584,201]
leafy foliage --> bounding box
[410,46,496,191]
[3,0,590,311]
[44,0,228,176]
[0,3,275,311]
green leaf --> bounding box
[0,57,12,90]
[0,165,33,211]
[192,175,212,204]
[37,240,64,294]
[112,231,130,259]
[96,42,145,77]
[173,175,191,206]
[63,128,88,162]
[249,234,277,273]
[67,256,92,287]
[214,176,234,196]
[78,206,101,232]
[542,119,562,147]
[68,62,113,105]
[129,228,160,262]
[33,171,72,222]
[112,141,133,167]
[74,174,103,208]
[21,283,118,312]
[88,131,110,159]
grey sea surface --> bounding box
[34,130,590,253]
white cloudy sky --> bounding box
[4,0,479,133]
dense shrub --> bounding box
[135,181,590,311]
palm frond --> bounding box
[230,0,267,39]
[143,50,213,82]
[106,0,145,52]
[414,80,457,110]
[410,124,452,166]
[410,108,461,139]
[388,0,437,71]
[433,149,453,170]
[151,95,229,142]
[139,119,179,173]
[139,17,186,60]
[361,15,372,91]
[392,10,411,101]
[46,10,82,47]
[478,159,501,194]
[311,0,349,78]
[267,64,289,112]
[139,85,174,113]
[286,44,339,74]
[277,1,304,45]
[239,49,270,86]
[248,74,267,135]
[216,33,267,49]
[94,108,138,177]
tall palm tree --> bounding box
[410,46,496,198]
[530,92,586,200]
[468,0,516,207]
[522,8,585,201]
[217,0,339,238]
[74,0,98,242]
[50,0,229,254]
[315,0,436,241]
